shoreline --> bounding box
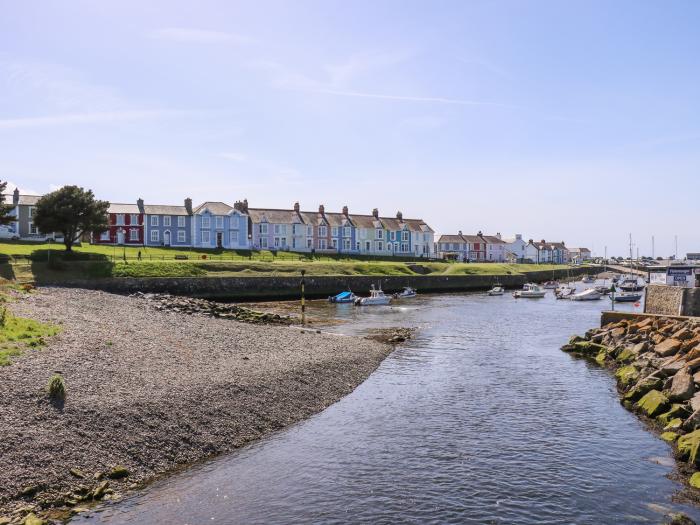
[0,288,395,522]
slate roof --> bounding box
[193,201,233,215]
[108,203,140,214]
[482,235,507,245]
[247,208,296,223]
[438,234,467,243]
[143,204,190,216]
[530,240,567,250]
[3,194,42,206]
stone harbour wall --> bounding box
[645,285,700,317]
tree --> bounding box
[33,186,109,252]
[0,181,16,226]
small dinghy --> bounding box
[570,288,602,301]
[612,291,643,303]
[355,285,392,306]
[513,283,546,298]
[393,286,417,299]
[488,285,505,296]
[328,290,357,303]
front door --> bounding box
[117,230,125,244]
[163,231,170,246]
[216,232,223,248]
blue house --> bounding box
[192,201,249,249]
[141,198,194,247]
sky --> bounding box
[1,0,699,257]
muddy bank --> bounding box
[563,315,700,512]
[0,288,393,522]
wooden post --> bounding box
[300,269,306,325]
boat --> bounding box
[594,285,611,295]
[612,291,643,303]
[543,280,559,289]
[393,286,417,299]
[328,290,357,303]
[619,277,645,292]
[513,283,546,298]
[555,285,577,299]
[355,285,392,306]
[570,288,602,301]
[488,285,505,296]
[581,275,595,284]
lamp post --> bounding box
[300,269,306,325]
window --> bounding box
[375,241,383,251]
[293,224,300,235]
[389,231,394,241]
[306,238,312,248]
[260,237,268,248]
[178,216,186,227]
[274,224,281,235]
[163,216,171,227]
[344,227,351,237]
[401,243,408,252]
[365,241,370,251]
[292,238,297,248]
[202,216,211,229]
[360,229,366,239]
[150,216,159,226]
[355,241,360,251]
[28,206,36,217]
[331,227,338,237]
[229,231,238,244]
[319,239,327,249]
[260,223,268,234]
[116,214,125,225]
[129,229,139,241]
[376,229,383,239]
[319,225,327,237]
[100,231,110,241]
[29,222,37,234]
[215,216,223,229]
[131,214,139,225]
[307,225,312,236]
[178,230,186,243]
[280,238,287,247]
[150,230,159,243]
[201,230,211,244]
[388,243,393,251]
[402,231,409,241]
[343,239,351,250]
[332,238,337,249]
[274,237,280,247]
[230,218,239,230]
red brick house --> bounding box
[93,203,144,245]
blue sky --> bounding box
[1,0,698,257]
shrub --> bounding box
[47,374,66,400]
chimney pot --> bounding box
[294,202,300,212]
[185,197,193,214]
[342,205,348,216]
[12,188,19,205]
[372,208,379,219]
[318,204,325,214]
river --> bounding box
[74,286,700,524]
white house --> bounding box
[504,234,528,263]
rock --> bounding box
[661,359,687,377]
[635,318,653,330]
[616,347,636,363]
[624,375,664,403]
[684,409,700,431]
[652,333,667,345]
[70,468,86,479]
[70,507,89,516]
[632,341,649,355]
[571,341,608,357]
[655,339,682,357]
[665,512,697,525]
[611,327,626,339]
[0,518,9,525]
[691,393,700,412]
[678,430,700,465]
[661,431,679,442]
[658,404,691,426]
[107,465,130,480]
[687,346,700,361]
[23,514,44,525]
[595,349,607,366]
[569,335,585,345]
[670,368,696,401]
[674,328,693,341]
[19,486,39,498]
[687,357,700,372]
[91,480,110,500]
[615,365,639,388]
[691,472,700,489]
[694,371,700,385]
[665,418,684,430]
[636,390,670,417]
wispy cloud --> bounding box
[313,88,513,107]
[149,27,253,45]
[219,152,247,162]
[0,110,191,129]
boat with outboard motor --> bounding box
[393,286,417,299]
[328,290,357,303]
[355,285,392,306]
[488,285,505,296]
[612,291,643,303]
[570,288,602,301]
[619,277,645,292]
[543,280,559,289]
[513,283,546,298]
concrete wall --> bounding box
[644,284,685,315]
[40,265,602,301]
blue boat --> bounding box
[328,291,357,303]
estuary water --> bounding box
[74,286,700,524]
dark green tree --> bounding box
[0,181,17,226]
[33,186,109,252]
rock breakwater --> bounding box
[563,314,700,503]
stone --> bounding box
[687,357,700,371]
[19,486,39,498]
[690,472,700,489]
[615,365,639,388]
[652,333,667,345]
[661,431,679,442]
[670,368,696,401]
[23,514,45,525]
[624,376,664,403]
[572,341,608,357]
[0,518,9,525]
[632,341,649,355]
[637,390,670,418]
[611,327,626,339]
[684,409,700,431]
[661,359,686,377]
[70,508,89,516]
[70,468,86,479]
[666,512,697,525]
[616,347,636,363]
[664,418,684,430]
[678,430,700,464]
[92,480,110,500]
[692,393,700,412]
[635,318,653,330]
[658,404,691,426]
[107,465,129,480]
[687,346,700,361]
[568,335,585,345]
[595,350,607,366]
[674,327,693,341]
[694,371,700,384]
[655,339,682,357]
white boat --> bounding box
[570,288,602,301]
[543,280,559,289]
[555,285,577,299]
[612,291,643,303]
[619,277,644,292]
[581,275,595,284]
[488,285,505,296]
[355,285,392,306]
[393,286,417,299]
[513,283,546,298]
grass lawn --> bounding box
[0,293,60,365]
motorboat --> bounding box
[555,285,577,299]
[543,280,559,289]
[355,285,392,306]
[513,283,546,298]
[581,275,595,284]
[619,277,645,292]
[594,285,612,295]
[488,285,505,296]
[570,288,602,301]
[328,290,357,303]
[393,286,417,299]
[612,291,643,303]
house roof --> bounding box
[569,247,590,252]
[530,240,567,250]
[143,204,190,216]
[193,201,233,215]
[461,235,484,243]
[482,235,507,244]
[108,203,140,214]
[3,193,42,206]
[247,208,296,223]
[438,234,466,243]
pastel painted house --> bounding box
[2,189,63,241]
[142,198,194,247]
[94,203,143,245]
[192,201,249,249]
[504,234,528,263]
[481,233,508,262]
[525,239,570,264]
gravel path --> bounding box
[0,288,391,517]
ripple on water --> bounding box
[73,292,700,525]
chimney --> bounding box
[528,239,533,244]
[137,198,144,213]
[396,210,403,221]
[294,202,300,213]
[540,239,546,244]
[478,230,483,236]
[516,234,522,240]
[458,230,463,236]
[12,188,19,205]
[185,198,193,215]
[318,204,325,215]
[243,198,248,212]
[234,199,248,213]
[372,208,379,219]
[496,232,501,239]
[342,205,349,217]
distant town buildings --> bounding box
[569,247,592,264]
